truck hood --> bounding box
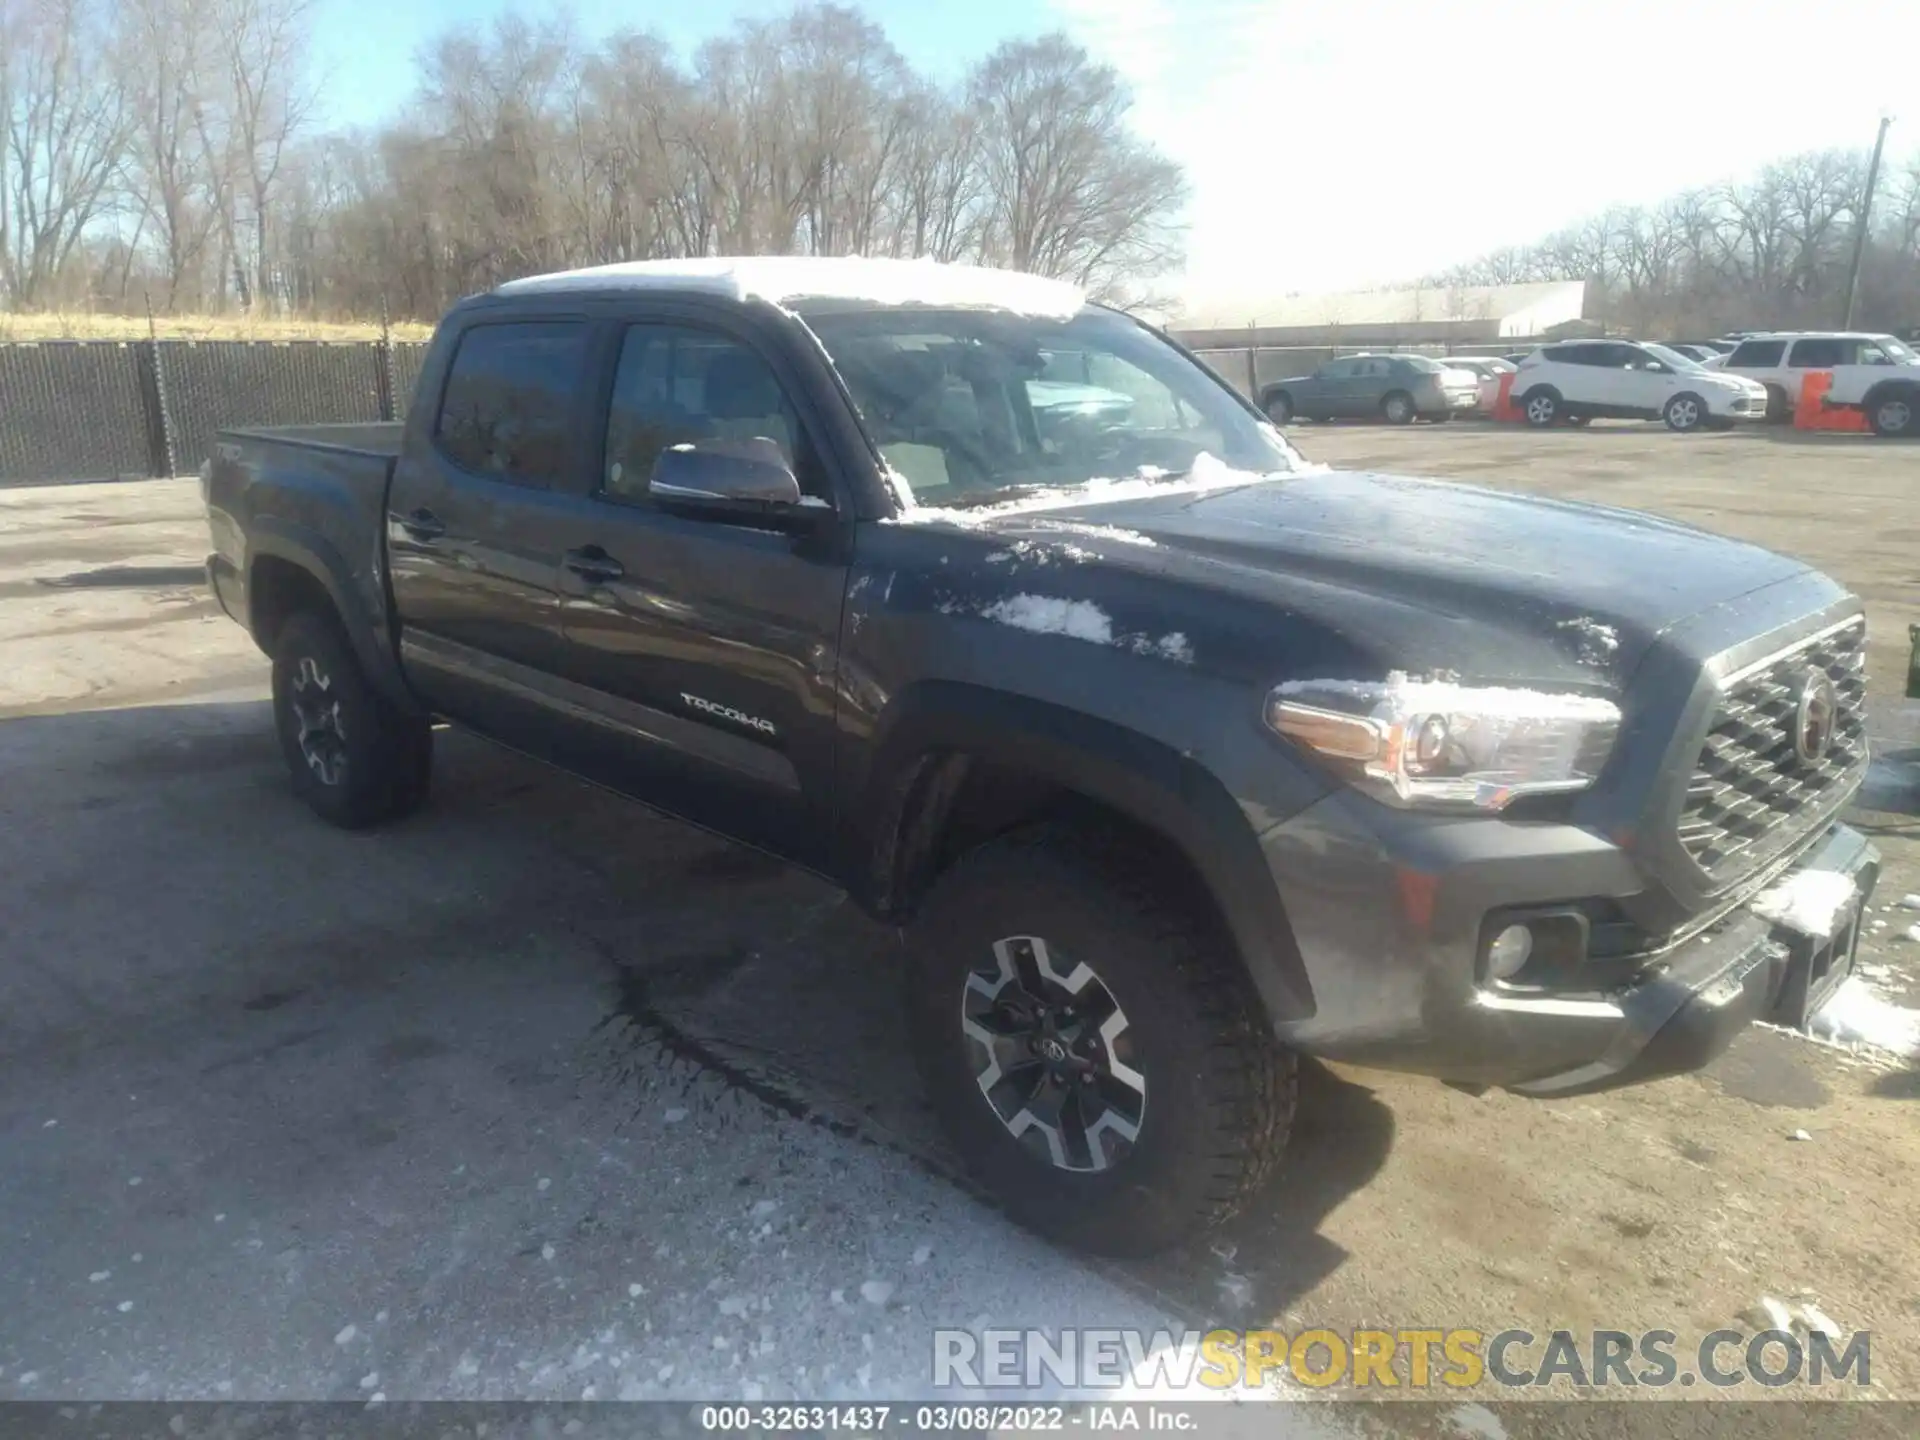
[985,470,1812,686]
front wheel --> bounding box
[1663,392,1705,432]
[1263,392,1293,425]
[272,610,432,829]
[905,825,1296,1256]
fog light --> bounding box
[1487,924,1534,980]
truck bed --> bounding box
[219,421,402,459]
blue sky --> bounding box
[309,0,1915,306]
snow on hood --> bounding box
[495,256,1085,319]
[886,452,1313,527]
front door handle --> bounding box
[563,546,625,584]
[397,508,446,542]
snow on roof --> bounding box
[494,256,1086,319]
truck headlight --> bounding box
[1266,671,1621,810]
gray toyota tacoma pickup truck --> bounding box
[204,257,1879,1255]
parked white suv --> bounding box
[1513,341,1770,431]
[1715,331,1920,435]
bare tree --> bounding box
[1430,146,1919,335]
[3,1,1198,322]
[967,34,1185,292]
[116,0,216,307]
[189,0,314,311]
[1,0,129,306]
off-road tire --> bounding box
[271,610,432,829]
[905,823,1296,1256]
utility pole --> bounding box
[1842,115,1893,330]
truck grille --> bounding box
[1677,618,1867,886]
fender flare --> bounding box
[856,680,1315,1022]
[246,519,419,714]
[1863,377,1919,412]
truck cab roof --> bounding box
[490,256,1087,320]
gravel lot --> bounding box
[2,421,1916,1422]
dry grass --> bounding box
[0,311,435,343]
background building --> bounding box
[1168,281,1589,395]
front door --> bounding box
[386,317,595,752]
[541,314,852,867]
[1612,345,1672,417]
[1311,359,1358,418]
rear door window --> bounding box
[1787,338,1844,368]
[1727,339,1786,368]
[435,321,589,489]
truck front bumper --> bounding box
[1255,790,1878,1095]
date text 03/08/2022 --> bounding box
[699,1407,1183,1432]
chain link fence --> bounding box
[0,337,434,486]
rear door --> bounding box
[386,316,595,749]
[1723,337,1786,380]
[538,307,853,867]
[1352,358,1394,415]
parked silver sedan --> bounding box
[1258,353,1480,424]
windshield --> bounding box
[1643,343,1704,372]
[795,303,1301,509]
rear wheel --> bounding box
[271,611,432,829]
[1868,388,1916,437]
[1263,392,1293,425]
[905,825,1296,1256]
[1381,390,1416,425]
[1521,387,1560,427]
[1663,392,1705,432]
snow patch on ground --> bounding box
[1807,978,1920,1060]
[979,595,1113,646]
[1749,870,1856,940]
[1444,1402,1509,1440]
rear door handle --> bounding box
[563,546,624,584]
[397,508,446,542]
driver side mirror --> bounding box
[650,437,811,521]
